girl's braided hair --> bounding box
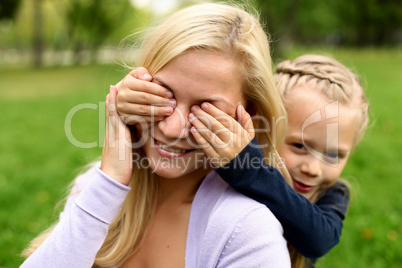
[274,54,370,148]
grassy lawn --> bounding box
[1,48,401,267]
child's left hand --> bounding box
[189,103,255,168]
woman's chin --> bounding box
[151,164,211,180]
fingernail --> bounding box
[165,107,173,114]
[191,105,198,112]
[191,126,198,133]
[188,113,195,121]
[143,73,152,79]
[166,91,173,98]
[169,99,176,107]
[201,102,209,110]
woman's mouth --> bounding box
[292,178,316,192]
[154,138,195,158]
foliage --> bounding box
[0,0,21,20]
[251,0,402,55]
[0,0,147,66]
[64,0,135,64]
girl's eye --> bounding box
[292,143,305,150]
[325,152,339,159]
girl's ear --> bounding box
[246,102,258,116]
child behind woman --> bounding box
[214,54,369,267]
[116,54,370,267]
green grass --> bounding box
[1,48,401,267]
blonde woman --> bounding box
[22,3,291,267]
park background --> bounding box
[0,0,401,267]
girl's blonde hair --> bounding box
[275,54,369,149]
[23,2,291,266]
[275,55,369,267]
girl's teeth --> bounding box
[157,141,187,153]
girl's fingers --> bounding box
[125,72,173,98]
[189,113,227,148]
[198,103,241,132]
[119,90,175,106]
[236,104,255,135]
[190,126,219,158]
[121,115,164,125]
[191,105,236,143]
[129,67,153,81]
[190,126,233,168]
[118,101,174,117]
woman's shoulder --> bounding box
[197,171,283,229]
[217,186,283,230]
[197,181,290,267]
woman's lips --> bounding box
[292,178,316,192]
[153,138,195,158]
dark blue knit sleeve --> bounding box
[214,136,349,258]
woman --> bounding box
[22,3,291,267]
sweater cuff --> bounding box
[75,167,131,224]
[214,136,267,178]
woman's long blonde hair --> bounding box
[275,54,370,267]
[23,2,291,267]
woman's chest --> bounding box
[121,204,191,268]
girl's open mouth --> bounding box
[292,178,316,192]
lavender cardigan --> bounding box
[21,164,290,267]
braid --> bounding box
[276,65,347,91]
[275,54,369,148]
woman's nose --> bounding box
[158,106,190,139]
[300,156,322,177]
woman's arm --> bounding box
[21,167,131,268]
[214,137,349,258]
[22,86,133,267]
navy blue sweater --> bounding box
[214,137,349,259]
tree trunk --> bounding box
[33,0,43,68]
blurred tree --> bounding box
[253,0,304,58]
[65,0,134,65]
[33,0,43,68]
[252,0,402,55]
[0,0,21,20]
[335,0,402,46]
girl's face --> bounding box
[138,50,245,180]
[278,86,356,200]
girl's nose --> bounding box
[300,157,322,177]
[158,106,190,140]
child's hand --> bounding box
[116,67,176,125]
[189,103,255,168]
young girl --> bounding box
[21,3,292,267]
[117,54,369,267]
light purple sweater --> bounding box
[21,164,290,267]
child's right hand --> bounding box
[116,67,176,125]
